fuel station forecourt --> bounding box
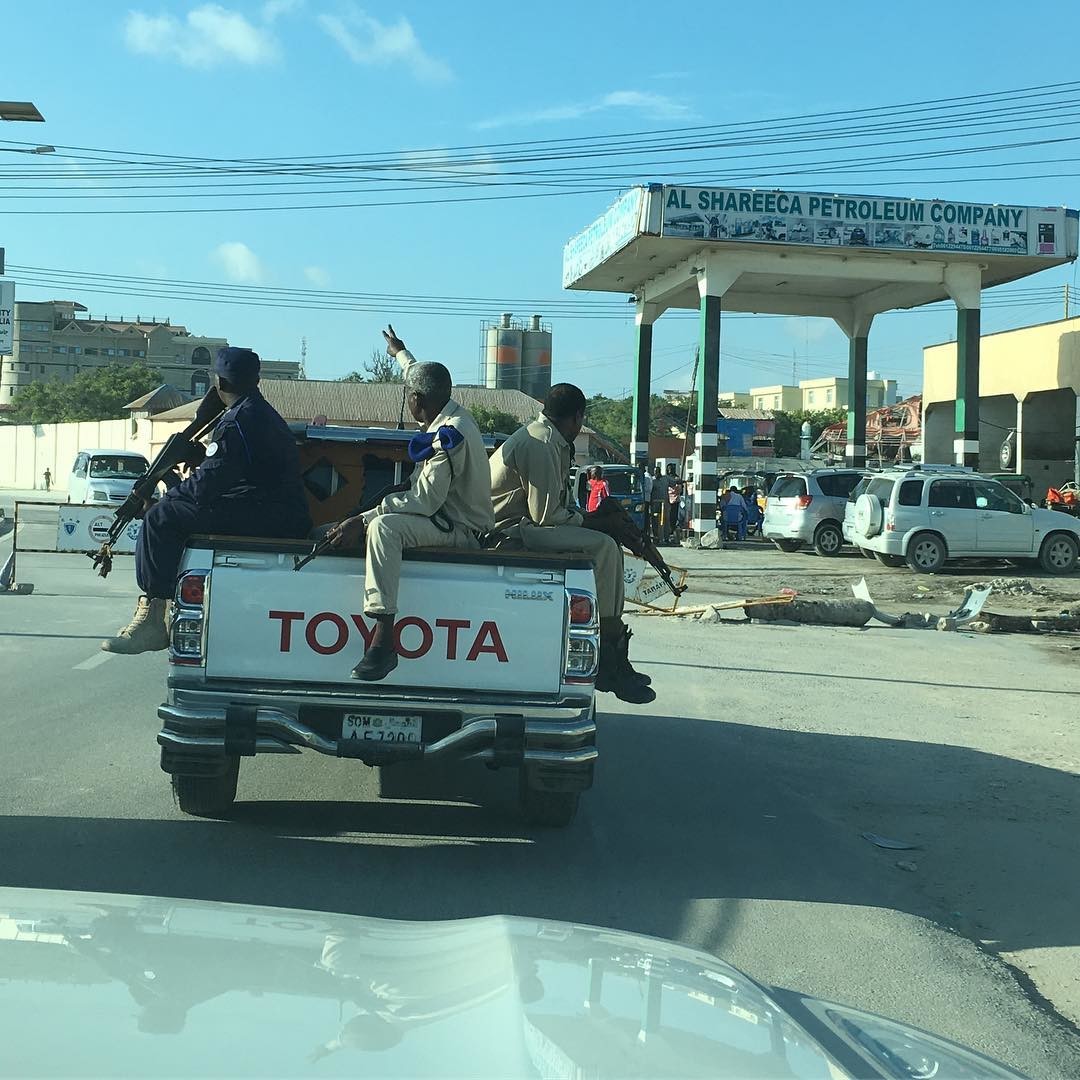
[562,184,1079,536]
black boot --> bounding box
[596,619,655,704]
[351,615,399,681]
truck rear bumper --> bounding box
[158,686,597,788]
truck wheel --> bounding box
[172,757,240,818]
[1039,533,1079,575]
[772,539,803,553]
[813,522,843,557]
[519,771,579,828]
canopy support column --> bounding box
[945,265,983,469]
[631,301,660,468]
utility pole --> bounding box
[1066,284,1072,320]
[299,336,307,379]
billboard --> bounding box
[562,187,646,287]
[0,279,13,354]
[661,186,1071,258]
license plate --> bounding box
[342,713,422,744]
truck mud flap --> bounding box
[224,704,258,757]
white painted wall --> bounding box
[0,418,154,491]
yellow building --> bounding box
[718,390,752,407]
[750,384,801,411]
[923,315,1080,487]
[799,375,897,410]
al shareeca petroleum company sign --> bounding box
[661,185,1067,257]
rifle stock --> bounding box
[592,497,687,597]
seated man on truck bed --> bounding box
[102,347,312,655]
[328,327,494,682]
[488,383,655,705]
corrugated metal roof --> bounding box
[717,408,775,420]
[124,384,195,412]
[151,379,548,427]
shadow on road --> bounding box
[0,714,1075,965]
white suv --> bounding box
[852,466,1080,574]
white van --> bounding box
[69,449,150,504]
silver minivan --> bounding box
[763,468,865,556]
[69,449,150,504]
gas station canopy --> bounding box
[562,184,1079,535]
[564,185,1078,319]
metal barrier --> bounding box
[0,500,138,595]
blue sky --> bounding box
[1,0,1077,400]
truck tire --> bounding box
[772,539,803,553]
[519,771,579,828]
[1039,532,1079,575]
[172,756,240,818]
[812,522,843,557]
[905,532,946,574]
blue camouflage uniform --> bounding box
[135,350,311,599]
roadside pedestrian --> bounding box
[585,465,610,513]
[650,464,668,536]
[665,465,683,542]
[42,468,52,492]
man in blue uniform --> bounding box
[102,346,311,654]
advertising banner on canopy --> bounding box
[562,187,647,287]
[661,186,1070,258]
[0,279,13,354]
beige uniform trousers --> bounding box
[364,514,479,616]
[519,523,624,618]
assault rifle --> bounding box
[88,388,225,579]
[589,497,687,597]
[293,482,411,571]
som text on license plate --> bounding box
[342,714,422,744]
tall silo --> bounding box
[521,314,552,401]
[482,313,523,390]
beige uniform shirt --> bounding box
[363,349,494,534]
[489,412,583,531]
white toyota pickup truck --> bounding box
[156,425,599,828]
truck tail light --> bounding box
[569,594,594,626]
[796,495,813,509]
[564,588,599,684]
[172,570,209,667]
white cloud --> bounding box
[317,8,452,83]
[213,242,265,283]
[262,0,303,21]
[124,4,279,68]
[303,265,330,288]
[475,89,692,131]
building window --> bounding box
[71,346,82,355]
[191,345,211,366]
[826,389,833,404]
[34,345,50,353]
[53,345,67,354]
[773,396,780,408]
[191,370,210,395]
[85,347,98,356]
[105,348,117,356]
[39,365,45,373]
[118,348,130,357]
[135,349,146,358]
[807,390,816,405]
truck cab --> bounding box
[157,424,599,827]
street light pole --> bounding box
[0,102,45,123]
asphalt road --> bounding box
[2,528,1080,1078]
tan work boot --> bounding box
[101,596,171,654]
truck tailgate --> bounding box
[202,549,568,694]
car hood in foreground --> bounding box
[0,888,1024,1078]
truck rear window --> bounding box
[770,476,807,499]
[865,478,895,504]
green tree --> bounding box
[771,408,847,457]
[338,348,404,384]
[9,362,162,424]
[585,393,691,456]
[470,406,522,436]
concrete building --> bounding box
[0,299,227,406]
[260,358,302,380]
[751,384,801,411]
[718,390,752,407]
[923,315,1080,490]
[799,374,897,411]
